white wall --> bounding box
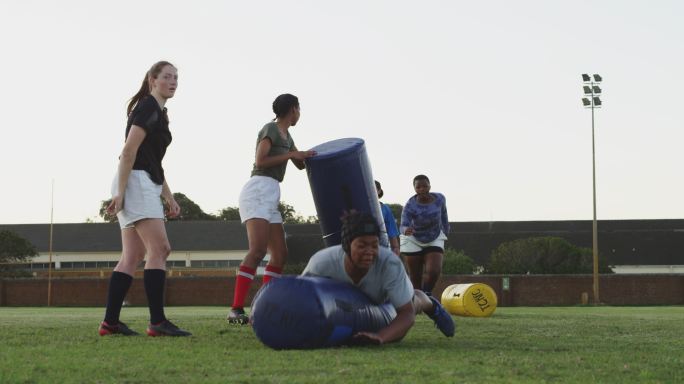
[30,250,249,267]
[611,265,684,274]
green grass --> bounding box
[1,306,683,383]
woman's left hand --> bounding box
[352,332,384,345]
[165,198,181,218]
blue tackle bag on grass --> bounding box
[250,275,396,349]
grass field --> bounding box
[1,306,682,383]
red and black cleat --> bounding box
[146,320,192,337]
[99,321,139,336]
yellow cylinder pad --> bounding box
[440,283,498,317]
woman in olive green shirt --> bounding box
[228,94,316,324]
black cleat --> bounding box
[227,308,250,325]
[99,320,139,336]
[146,320,192,337]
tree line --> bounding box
[98,192,405,225]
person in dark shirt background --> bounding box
[375,180,400,256]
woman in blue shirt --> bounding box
[399,175,450,297]
[375,180,400,256]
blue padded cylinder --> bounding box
[250,276,396,349]
[305,138,388,247]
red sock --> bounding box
[262,265,283,285]
[232,265,256,309]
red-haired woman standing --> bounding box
[100,61,190,337]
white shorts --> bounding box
[400,231,448,254]
[238,175,283,224]
[111,170,164,229]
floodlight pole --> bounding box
[582,75,601,304]
[590,87,600,305]
[48,179,54,307]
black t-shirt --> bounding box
[125,95,172,185]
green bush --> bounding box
[442,248,477,274]
[484,236,613,274]
[0,230,38,278]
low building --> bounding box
[0,221,323,276]
[1,219,683,274]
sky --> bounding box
[1,0,683,224]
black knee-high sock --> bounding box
[104,271,133,324]
[144,269,167,324]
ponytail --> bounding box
[127,61,174,116]
[272,93,299,121]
